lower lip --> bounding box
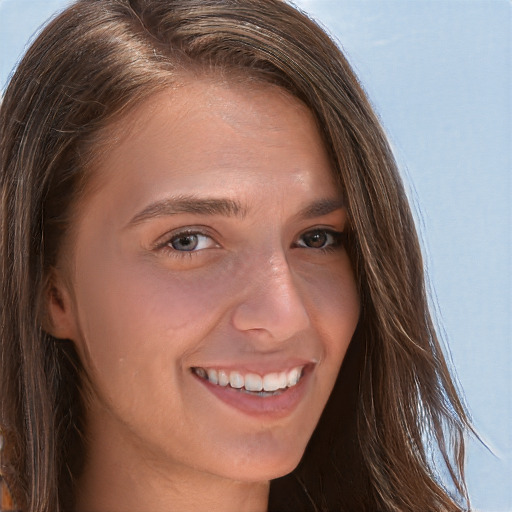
[192,367,311,419]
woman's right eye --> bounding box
[166,232,217,252]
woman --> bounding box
[0,0,472,510]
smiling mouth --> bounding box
[191,366,305,397]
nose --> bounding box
[231,251,310,342]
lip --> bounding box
[191,363,314,419]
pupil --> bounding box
[172,234,198,251]
[305,231,327,248]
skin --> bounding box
[48,78,360,512]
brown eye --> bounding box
[297,229,343,250]
[302,230,328,248]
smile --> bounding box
[192,366,304,396]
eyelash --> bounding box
[156,227,345,259]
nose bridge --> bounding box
[231,246,310,341]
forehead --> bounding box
[77,77,339,219]
[91,77,332,169]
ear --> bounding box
[43,269,79,341]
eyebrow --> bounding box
[297,198,344,219]
[127,195,247,226]
[127,195,344,227]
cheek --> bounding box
[301,256,360,357]
[72,250,238,378]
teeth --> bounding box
[287,367,301,387]
[262,372,279,391]
[195,367,207,379]
[207,369,218,385]
[244,373,263,392]
[193,366,304,392]
[229,371,244,389]
[218,370,229,387]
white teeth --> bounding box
[262,372,280,391]
[195,367,207,379]
[194,366,304,392]
[244,373,263,392]
[287,367,301,387]
[218,370,229,387]
[262,371,290,391]
[207,368,218,385]
[229,371,244,389]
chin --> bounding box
[213,442,306,483]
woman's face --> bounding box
[52,79,359,486]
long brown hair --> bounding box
[1,1,471,510]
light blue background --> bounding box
[1,1,510,510]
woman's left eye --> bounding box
[296,229,344,250]
[167,232,217,252]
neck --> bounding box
[76,467,269,512]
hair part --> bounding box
[1,1,472,510]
